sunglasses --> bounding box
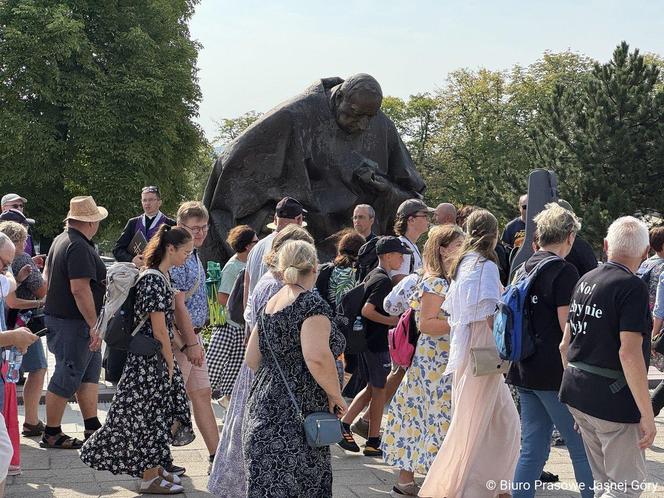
[521,205,527,210]
[142,186,160,195]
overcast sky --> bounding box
[189,0,664,141]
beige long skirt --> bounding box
[419,321,520,498]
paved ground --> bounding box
[6,344,664,497]
[5,401,664,497]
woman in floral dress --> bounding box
[80,226,194,495]
[382,225,464,497]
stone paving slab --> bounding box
[6,403,664,497]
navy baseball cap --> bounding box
[0,208,35,226]
[375,236,413,255]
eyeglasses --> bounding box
[182,223,209,235]
[412,214,430,219]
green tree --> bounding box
[0,0,205,244]
[214,110,261,146]
[535,42,664,245]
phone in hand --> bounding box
[34,328,48,337]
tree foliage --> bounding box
[535,42,664,245]
[0,0,206,245]
[214,111,261,146]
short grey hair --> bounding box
[606,216,649,258]
[533,203,581,246]
[0,232,13,252]
[354,204,375,219]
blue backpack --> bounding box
[493,255,563,361]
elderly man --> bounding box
[42,196,107,449]
[202,73,425,265]
[560,216,654,497]
[1,194,37,257]
[433,203,457,225]
[352,204,376,241]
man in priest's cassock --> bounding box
[106,185,176,382]
[201,74,426,266]
[112,186,176,265]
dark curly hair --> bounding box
[227,225,257,253]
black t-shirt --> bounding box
[506,251,579,391]
[559,263,651,423]
[363,266,393,353]
[44,228,107,320]
[502,218,526,249]
[565,236,598,277]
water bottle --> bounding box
[352,316,364,333]
[4,348,23,383]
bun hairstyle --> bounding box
[278,240,318,285]
[450,209,499,279]
[263,224,314,270]
[143,224,192,268]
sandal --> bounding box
[22,420,45,437]
[39,433,84,449]
[139,477,183,494]
[83,429,96,441]
[158,466,182,485]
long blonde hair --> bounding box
[449,209,498,279]
[423,225,465,280]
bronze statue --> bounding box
[201,74,426,264]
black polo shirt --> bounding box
[363,266,393,353]
[45,228,107,320]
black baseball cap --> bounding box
[0,208,35,226]
[375,236,413,255]
[275,197,307,219]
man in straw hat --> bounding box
[41,196,108,449]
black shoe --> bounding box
[338,427,360,452]
[164,462,186,476]
[540,470,558,483]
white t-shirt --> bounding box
[391,236,422,277]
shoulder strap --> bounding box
[184,252,202,301]
[260,311,305,422]
[131,269,172,337]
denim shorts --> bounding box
[359,350,391,388]
[45,316,101,398]
[21,338,47,373]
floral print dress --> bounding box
[242,291,345,498]
[381,275,453,474]
[80,272,192,477]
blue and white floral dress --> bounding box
[381,275,453,474]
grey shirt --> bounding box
[245,231,277,297]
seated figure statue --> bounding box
[201,73,426,264]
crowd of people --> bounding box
[0,186,659,498]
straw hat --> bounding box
[64,196,108,222]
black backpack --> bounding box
[104,269,164,351]
[355,238,379,282]
[226,268,246,327]
[335,280,369,354]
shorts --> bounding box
[359,350,391,389]
[21,338,47,373]
[174,333,211,392]
[45,316,101,399]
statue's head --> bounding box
[333,74,383,134]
